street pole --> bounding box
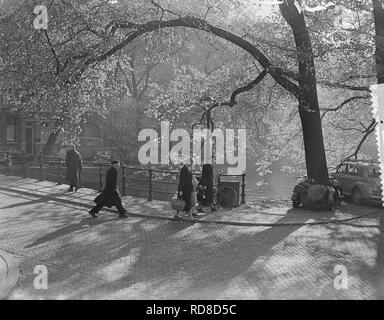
[200,96,215,165]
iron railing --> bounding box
[1,151,246,203]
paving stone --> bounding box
[1,174,384,299]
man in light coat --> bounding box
[65,144,83,192]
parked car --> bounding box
[332,160,382,204]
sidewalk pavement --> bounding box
[0,249,19,299]
[1,174,384,300]
[0,174,382,227]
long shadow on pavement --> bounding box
[0,192,68,209]
[5,177,381,299]
[0,187,94,211]
[54,209,339,299]
[25,216,121,248]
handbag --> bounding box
[171,197,186,211]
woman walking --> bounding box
[197,164,216,213]
[174,164,194,220]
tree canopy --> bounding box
[0,0,381,180]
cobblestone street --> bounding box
[1,174,384,299]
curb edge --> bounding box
[0,249,19,300]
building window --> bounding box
[6,117,16,142]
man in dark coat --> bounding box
[89,160,127,218]
[65,144,83,192]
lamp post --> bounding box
[199,96,216,211]
[200,96,215,164]
[200,96,215,131]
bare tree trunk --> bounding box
[280,1,329,184]
[42,119,63,156]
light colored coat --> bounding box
[191,176,197,206]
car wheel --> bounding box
[352,188,362,205]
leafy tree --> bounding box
[0,0,381,183]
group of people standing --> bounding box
[175,163,216,220]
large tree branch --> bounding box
[329,124,365,133]
[192,68,269,130]
[211,68,269,110]
[91,16,300,98]
[317,80,371,92]
[320,95,369,121]
[337,119,378,167]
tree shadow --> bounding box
[25,216,118,248]
[6,174,380,299]
[0,192,67,209]
[0,187,95,211]
[315,208,382,299]
[56,209,339,299]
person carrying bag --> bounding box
[173,164,193,219]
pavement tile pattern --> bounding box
[1,174,384,299]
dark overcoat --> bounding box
[94,166,121,208]
[198,164,213,205]
[178,166,193,211]
[65,149,83,185]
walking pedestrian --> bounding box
[89,160,127,218]
[65,144,83,192]
[197,164,216,213]
[190,174,198,218]
[196,178,207,214]
[174,164,193,219]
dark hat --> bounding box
[111,160,120,165]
